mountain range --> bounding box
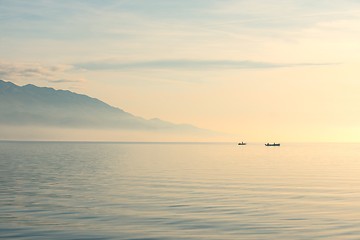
[0,80,204,133]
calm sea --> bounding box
[1,142,360,239]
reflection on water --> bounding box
[1,142,360,239]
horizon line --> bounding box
[1,140,359,144]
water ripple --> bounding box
[1,142,360,239]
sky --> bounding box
[1,0,360,142]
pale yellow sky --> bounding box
[1,0,359,142]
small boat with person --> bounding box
[238,142,246,145]
[265,143,280,146]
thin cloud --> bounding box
[51,78,87,84]
[0,61,86,85]
[76,59,338,71]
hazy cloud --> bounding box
[76,59,338,71]
[0,60,86,85]
[51,78,87,83]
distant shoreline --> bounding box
[1,141,359,144]
[0,140,235,144]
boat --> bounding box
[265,143,280,146]
[238,142,246,145]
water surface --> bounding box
[1,142,360,239]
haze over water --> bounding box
[1,142,360,239]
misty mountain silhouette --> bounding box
[0,80,203,132]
